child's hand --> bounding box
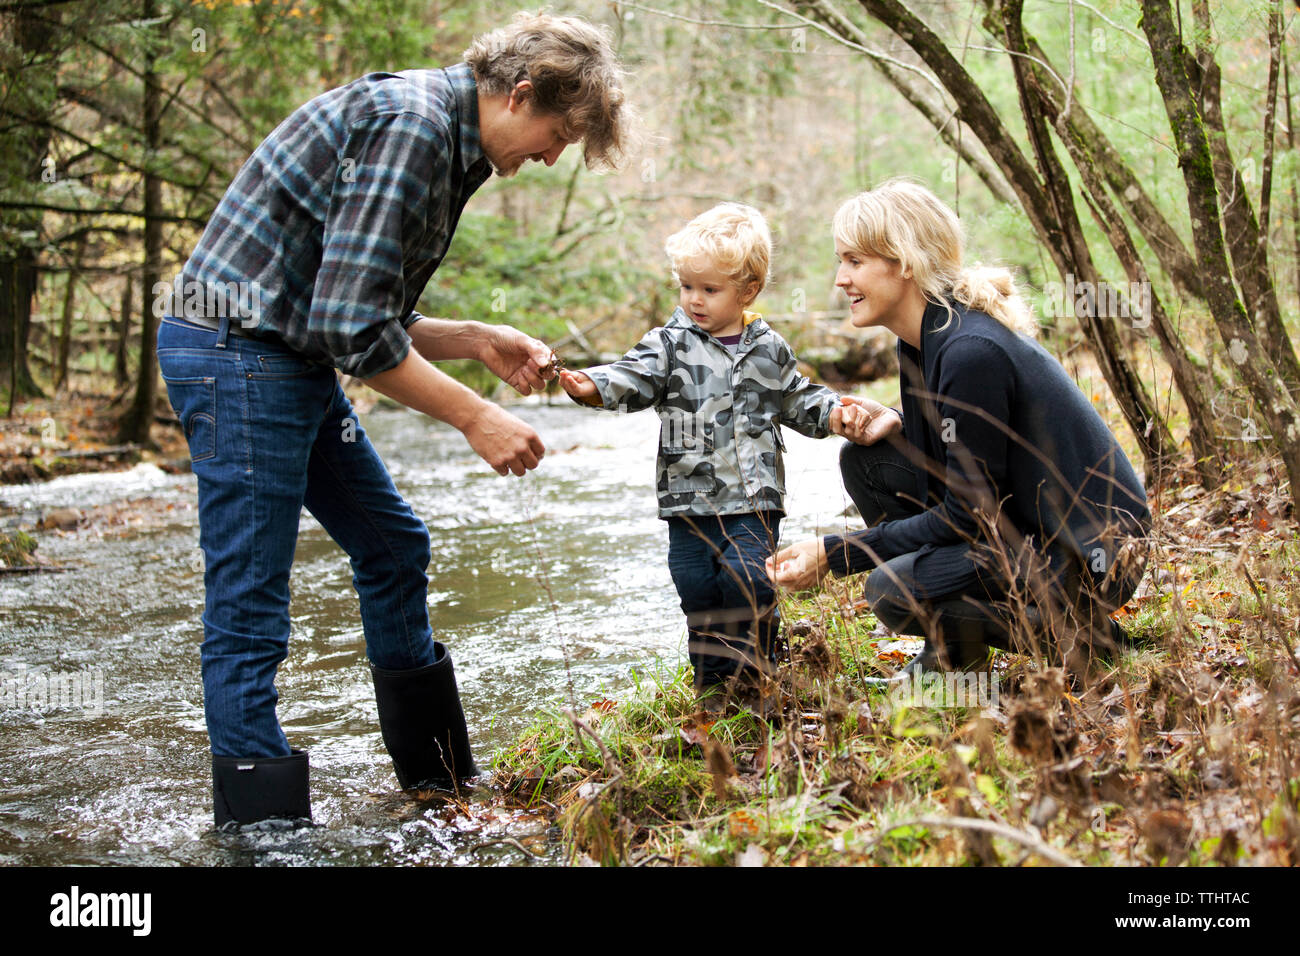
[559,369,602,407]
[832,395,902,446]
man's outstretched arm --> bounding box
[406,317,553,395]
[365,348,545,476]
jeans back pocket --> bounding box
[163,376,217,463]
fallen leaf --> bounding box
[729,809,760,838]
[735,843,765,866]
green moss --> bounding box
[0,530,38,567]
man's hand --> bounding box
[479,325,553,396]
[766,538,830,590]
[559,369,602,407]
[365,349,546,477]
[832,395,902,446]
[463,403,547,476]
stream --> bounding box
[0,401,854,866]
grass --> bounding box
[490,469,1300,866]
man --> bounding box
[157,12,629,826]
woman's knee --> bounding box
[838,439,875,484]
[863,565,921,631]
[839,440,917,525]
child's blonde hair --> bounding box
[664,202,772,305]
[832,178,1038,336]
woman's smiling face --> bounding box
[834,240,915,331]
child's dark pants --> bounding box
[666,512,782,688]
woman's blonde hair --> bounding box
[464,11,632,171]
[832,178,1037,336]
[664,202,772,304]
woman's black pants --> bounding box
[838,440,1143,653]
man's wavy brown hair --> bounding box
[464,11,634,171]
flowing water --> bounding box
[0,401,853,866]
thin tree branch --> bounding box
[863,815,1082,866]
[0,199,205,225]
[794,0,1017,203]
[758,0,950,100]
[1259,1,1282,246]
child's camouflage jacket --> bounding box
[579,307,839,517]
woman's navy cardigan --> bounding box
[823,299,1150,591]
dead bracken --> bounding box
[494,461,1300,866]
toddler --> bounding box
[560,203,858,709]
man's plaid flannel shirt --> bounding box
[178,62,492,377]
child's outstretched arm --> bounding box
[774,336,900,446]
[774,339,840,439]
[559,328,672,413]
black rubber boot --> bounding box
[212,749,311,827]
[371,642,479,790]
[867,630,991,685]
[895,636,990,679]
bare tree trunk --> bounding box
[985,11,1216,481]
[1005,0,1176,478]
[1,255,43,412]
[1140,0,1300,501]
[116,273,133,387]
[1284,25,1300,311]
[999,0,1176,478]
[1015,30,1204,303]
[1188,0,1300,397]
[0,2,59,406]
[55,239,85,391]
[1058,116,1222,487]
[119,0,162,445]
[1259,1,1281,249]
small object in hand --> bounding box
[541,350,567,377]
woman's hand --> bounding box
[765,538,830,590]
[559,369,602,407]
[832,395,902,446]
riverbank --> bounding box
[491,463,1300,866]
[0,394,190,486]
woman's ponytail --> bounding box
[951,265,1038,337]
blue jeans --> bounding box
[666,512,782,687]
[158,317,439,758]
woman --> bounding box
[767,180,1149,677]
